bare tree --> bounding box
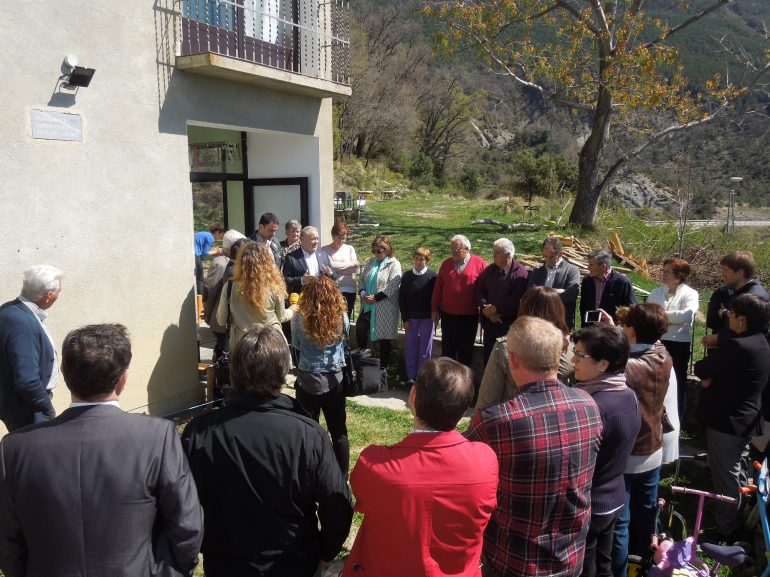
[416,75,486,178]
[336,3,427,163]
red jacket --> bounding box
[431,255,488,316]
[343,431,498,577]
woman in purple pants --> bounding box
[398,247,438,386]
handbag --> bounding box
[213,281,234,396]
[342,347,388,396]
[359,355,388,394]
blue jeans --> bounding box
[611,466,661,577]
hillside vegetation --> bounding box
[334,0,770,215]
[335,158,770,290]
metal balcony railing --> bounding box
[180,0,350,85]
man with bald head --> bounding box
[282,225,337,294]
[467,316,602,577]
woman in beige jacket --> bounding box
[217,241,297,349]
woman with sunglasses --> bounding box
[357,235,402,368]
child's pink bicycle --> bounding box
[627,485,747,577]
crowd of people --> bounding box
[1,211,769,577]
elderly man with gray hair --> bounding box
[431,234,487,370]
[0,265,63,431]
[527,236,582,329]
[282,225,337,294]
[474,238,529,366]
[580,248,636,326]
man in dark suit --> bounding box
[527,236,582,329]
[0,265,63,432]
[282,225,337,293]
[0,324,203,577]
[580,248,637,326]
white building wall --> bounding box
[0,0,336,433]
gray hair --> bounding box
[21,265,63,300]
[542,236,563,254]
[451,234,471,251]
[587,249,612,267]
[494,238,515,257]
[285,219,301,232]
[300,226,319,239]
[222,229,246,255]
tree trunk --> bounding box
[569,43,614,228]
[355,133,366,159]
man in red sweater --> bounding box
[431,234,487,369]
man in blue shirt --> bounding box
[194,223,225,293]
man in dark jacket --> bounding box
[0,265,63,432]
[696,294,770,537]
[706,250,769,336]
[182,326,353,577]
[474,238,529,366]
[527,236,581,329]
[580,249,636,326]
[282,226,337,294]
[0,323,203,577]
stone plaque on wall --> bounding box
[31,110,83,141]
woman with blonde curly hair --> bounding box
[292,275,350,473]
[217,241,298,350]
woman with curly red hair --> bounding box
[216,241,297,350]
[292,275,350,473]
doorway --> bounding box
[245,177,309,241]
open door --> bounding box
[245,177,308,239]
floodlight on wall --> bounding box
[60,55,95,87]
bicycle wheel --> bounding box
[627,554,648,577]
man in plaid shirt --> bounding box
[466,316,603,577]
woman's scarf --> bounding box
[363,257,389,341]
[576,372,628,395]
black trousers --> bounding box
[343,292,356,321]
[661,339,690,420]
[481,320,510,368]
[582,510,620,577]
[295,382,349,474]
[355,312,392,366]
[441,313,478,368]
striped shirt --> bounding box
[466,379,602,577]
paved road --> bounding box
[646,219,770,228]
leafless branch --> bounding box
[598,104,731,196]
[645,0,731,49]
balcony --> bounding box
[176,0,351,98]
